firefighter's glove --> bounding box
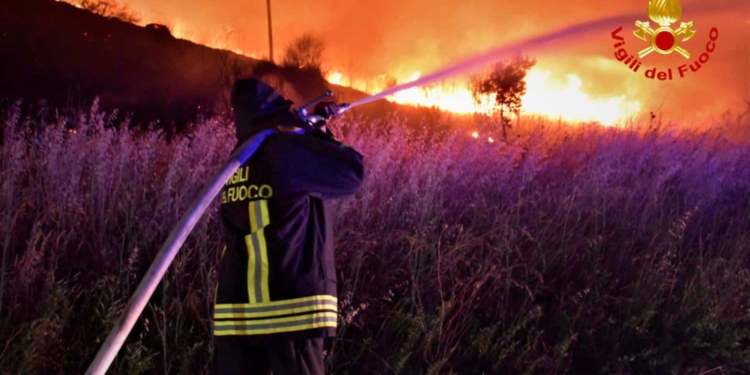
[313,102,341,120]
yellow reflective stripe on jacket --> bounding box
[214,296,337,319]
[246,200,270,303]
[246,235,257,303]
[249,200,259,232]
[216,295,337,310]
[249,199,269,232]
[214,246,227,307]
[257,227,270,302]
[213,311,337,336]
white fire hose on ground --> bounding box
[84,128,276,375]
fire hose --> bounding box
[85,1,745,372]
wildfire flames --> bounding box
[326,70,641,126]
[57,0,651,127]
[59,0,750,128]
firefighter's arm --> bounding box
[266,131,365,199]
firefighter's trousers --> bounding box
[215,336,325,375]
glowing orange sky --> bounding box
[118,0,748,123]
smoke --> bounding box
[120,0,639,73]
[122,0,747,120]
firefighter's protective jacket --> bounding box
[214,128,365,341]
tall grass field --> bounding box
[2,100,750,374]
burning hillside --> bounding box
[54,0,749,127]
[326,69,642,126]
[0,0,334,126]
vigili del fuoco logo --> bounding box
[611,0,719,80]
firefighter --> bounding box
[213,78,365,375]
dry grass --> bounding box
[1,100,750,375]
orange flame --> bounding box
[62,0,643,127]
[327,69,641,126]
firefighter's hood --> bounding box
[231,79,305,142]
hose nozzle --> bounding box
[296,91,334,118]
[337,103,351,115]
[294,90,352,127]
[303,103,350,126]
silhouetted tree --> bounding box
[282,33,325,72]
[470,55,536,140]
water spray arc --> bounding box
[84,1,745,373]
[350,0,744,109]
